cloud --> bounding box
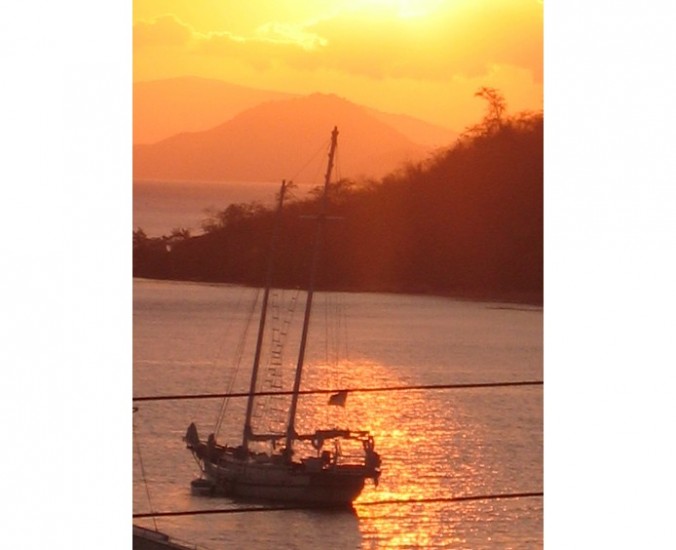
[134,14,321,71]
[255,22,327,50]
[194,31,310,72]
[134,2,542,83]
[299,4,543,82]
[133,14,195,49]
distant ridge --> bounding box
[134,76,457,148]
[366,108,458,148]
[133,93,431,183]
[134,76,295,144]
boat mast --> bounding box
[284,127,338,456]
[242,180,288,451]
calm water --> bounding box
[133,278,543,549]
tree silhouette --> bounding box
[468,87,507,137]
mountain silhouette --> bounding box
[134,76,456,148]
[366,109,458,148]
[133,93,431,183]
[133,76,295,144]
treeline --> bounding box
[134,96,542,303]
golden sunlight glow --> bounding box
[343,0,444,18]
[133,0,542,135]
[325,360,484,546]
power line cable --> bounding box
[133,380,542,402]
[133,491,543,519]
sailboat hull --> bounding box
[185,423,380,507]
[202,457,369,507]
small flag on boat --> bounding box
[328,390,348,407]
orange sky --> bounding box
[133,0,542,131]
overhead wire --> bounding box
[133,379,542,403]
[132,491,543,519]
[133,381,542,519]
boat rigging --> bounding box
[184,127,382,507]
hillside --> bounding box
[133,112,543,303]
[133,93,429,183]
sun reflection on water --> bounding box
[134,282,543,548]
[295,358,493,547]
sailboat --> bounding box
[184,127,381,507]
